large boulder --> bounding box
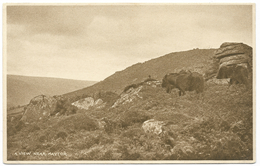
[216,65,249,88]
[214,42,252,59]
[219,54,248,64]
[20,95,57,122]
[215,43,252,69]
[142,119,166,135]
[213,42,252,83]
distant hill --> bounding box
[7,75,97,109]
[64,48,216,99]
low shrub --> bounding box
[121,127,145,139]
[28,124,41,133]
[101,150,113,160]
[50,143,64,153]
[161,136,176,148]
[206,132,251,160]
[55,113,98,131]
[65,105,78,115]
[123,152,141,160]
[101,118,118,134]
[56,131,68,140]
[39,135,47,143]
[94,91,119,106]
[75,134,103,150]
[40,129,56,142]
[7,141,13,149]
[15,121,25,132]
[117,144,141,160]
[119,110,151,128]
[26,142,44,152]
[155,112,190,125]
[74,142,91,150]
[123,84,138,92]
[7,124,16,136]
[123,82,146,93]
[144,78,157,82]
[51,98,78,116]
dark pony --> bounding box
[162,71,204,96]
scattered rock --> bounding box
[95,99,103,105]
[113,80,161,108]
[230,120,245,133]
[144,80,161,87]
[95,99,106,109]
[97,118,107,129]
[142,119,166,135]
[11,117,15,122]
[112,86,143,108]
[20,95,57,122]
[72,97,106,110]
[189,137,196,142]
[72,97,95,110]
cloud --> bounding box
[6,5,253,81]
[7,6,95,36]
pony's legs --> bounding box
[178,89,185,96]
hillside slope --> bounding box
[64,49,216,99]
[7,75,97,109]
[7,80,252,160]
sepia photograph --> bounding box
[2,3,255,164]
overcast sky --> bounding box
[6,5,253,81]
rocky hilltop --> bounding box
[64,49,216,100]
[206,42,252,79]
[7,43,253,160]
[215,42,252,78]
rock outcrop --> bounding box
[112,86,143,108]
[94,99,106,109]
[72,97,94,110]
[112,80,161,108]
[214,42,252,79]
[205,42,252,86]
[214,42,252,59]
[72,97,105,110]
[20,95,57,122]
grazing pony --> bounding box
[162,71,204,96]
